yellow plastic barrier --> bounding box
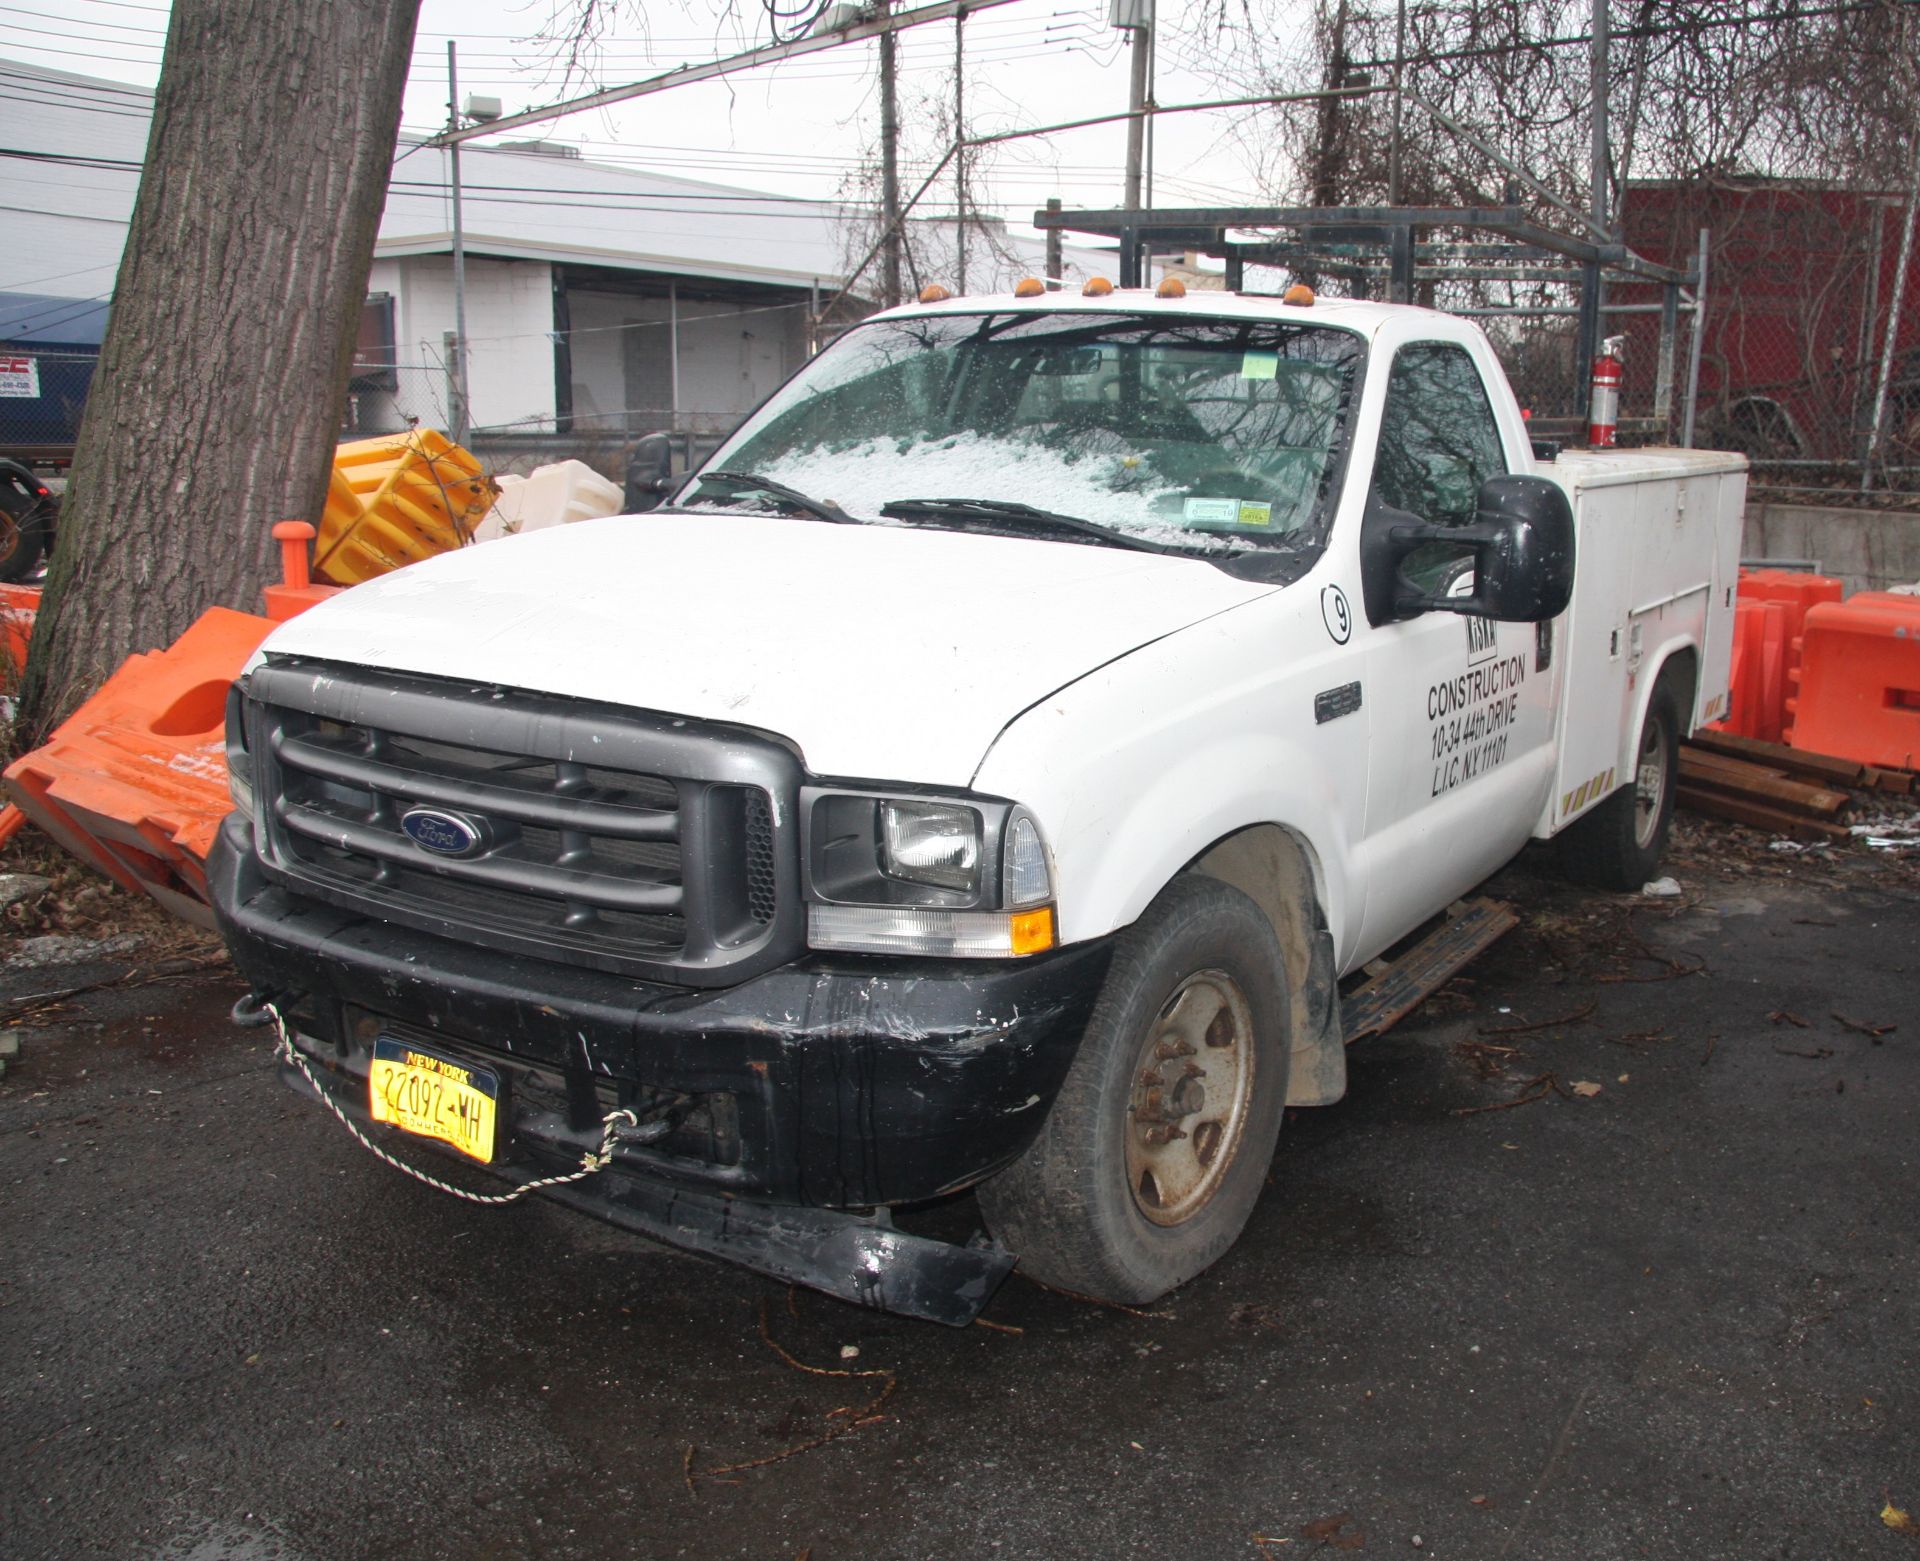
[314,430,498,585]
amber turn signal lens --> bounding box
[1155,276,1187,298]
[1014,276,1046,297]
[918,283,953,303]
[1082,276,1114,296]
[1008,906,1057,957]
[1283,282,1316,306]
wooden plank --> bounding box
[1677,748,1792,784]
[1686,730,1866,786]
[1677,785,1852,841]
[1676,752,1849,818]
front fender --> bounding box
[971,600,1370,968]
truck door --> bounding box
[1356,341,1559,956]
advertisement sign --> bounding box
[0,356,40,398]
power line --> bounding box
[0,260,118,291]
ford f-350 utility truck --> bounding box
[212,285,1744,1325]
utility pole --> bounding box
[1112,0,1152,286]
[1388,0,1406,205]
[1045,195,1063,284]
[880,2,902,307]
[1119,0,1151,211]
[447,40,471,441]
[955,9,967,292]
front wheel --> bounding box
[1558,674,1683,891]
[977,875,1289,1305]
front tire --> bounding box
[1559,673,1683,891]
[977,875,1290,1304]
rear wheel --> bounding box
[977,875,1289,1304]
[0,481,48,583]
[1559,672,1683,891]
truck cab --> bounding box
[213,284,1743,1323]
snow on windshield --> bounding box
[750,432,1286,550]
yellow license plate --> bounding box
[369,1039,499,1163]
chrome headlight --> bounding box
[880,799,981,893]
[803,789,1056,957]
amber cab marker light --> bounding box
[1013,276,1046,297]
[1283,282,1316,306]
[1156,276,1187,298]
[918,283,953,303]
[1082,275,1114,296]
[1009,906,1057,957]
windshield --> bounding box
[692,311,1365,554]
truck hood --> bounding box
[256,511,1275,785]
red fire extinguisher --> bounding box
[1587,335,1626,447]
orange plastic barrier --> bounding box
[1785,592,1920,770]
[2,608,276,925]
[1,582,40,674]
[0,521,343,922]
[1708,569,1846,742]
[261,520,342,622]
[315,430,497,585]
[1714,599,1766,738]
[1711,599,1790,741]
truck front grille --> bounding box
[244,660,803,986]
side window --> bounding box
[1371,343,1509,527]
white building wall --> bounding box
[380,255,557,432]
[565,287,812,436]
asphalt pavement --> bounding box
[3,829,1917,1561]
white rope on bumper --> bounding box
[263,1001,638,1207]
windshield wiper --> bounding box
[684,470,856,525]
[877,496,1191,555]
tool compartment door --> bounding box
[1540,474,1637,835]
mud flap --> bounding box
[1285,925,1346,1106]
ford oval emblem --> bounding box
[400,806,489,858]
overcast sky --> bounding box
[12,0,1314,236]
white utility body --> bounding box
[219,287,1745,1320]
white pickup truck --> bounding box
[212,285,1744,1325]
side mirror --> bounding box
[623,432,677,513]
[1358,474,1574,627]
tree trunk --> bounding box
[13,0,421,744]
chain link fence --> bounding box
[0,348,96,462]
[1621,180,1920,505]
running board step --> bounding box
[1339,897,1519,1044]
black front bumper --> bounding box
[212,815,1111,1323]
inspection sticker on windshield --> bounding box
[1240,349,1279,380]
[1184,497,1271,527]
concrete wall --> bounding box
[368,255,557,433]
[1743,501,1920,594]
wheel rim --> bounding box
[1124,969,1257,1227]
[0,503,25,567]
[1633,712,1668,850]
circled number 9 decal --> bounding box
[1321,584,1352,644]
